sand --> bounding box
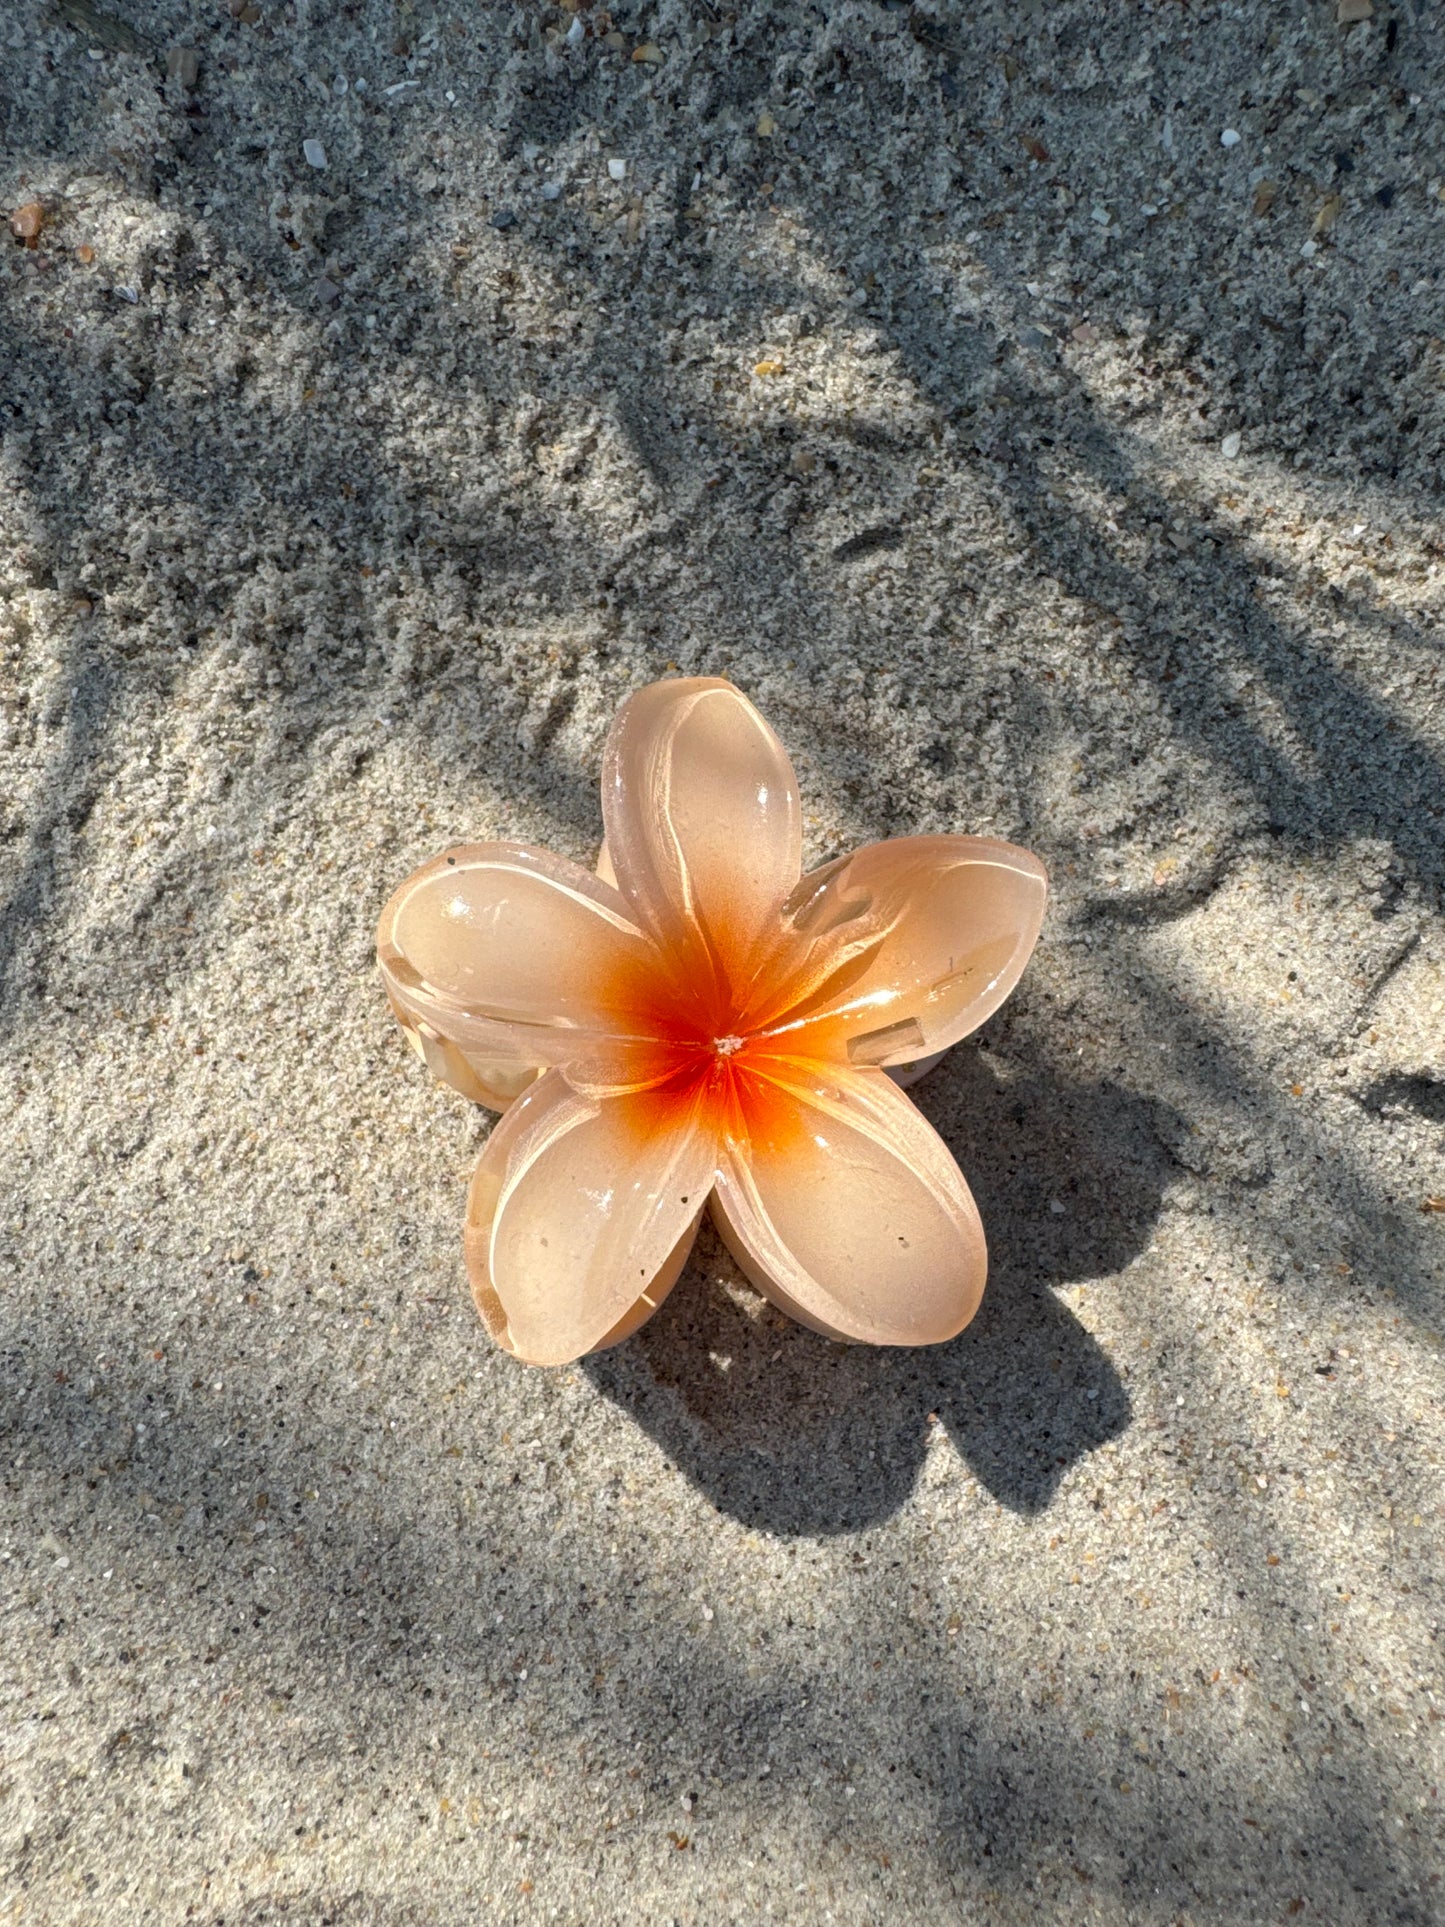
[2,0,1443,1920]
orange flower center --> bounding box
[592,934,855,1153]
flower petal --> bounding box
[377,842,669,1098]
[387,1000,541,1111]
[601,679,803,998]
[754,835,1046,1067]
[464,1069,715,1366]
[589,1220,699,1352]
[711,1061,986,1345]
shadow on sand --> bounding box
[585,1036,1176,1531]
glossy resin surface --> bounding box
[378,678,1046,1365]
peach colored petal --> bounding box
[589,1219,698,1351]
[711,1061,986,1346]
[601,679,802,1003]
[752,835,1046,1067]
[377,841,671,1095]
[464,1069,715,1366]
[386,1000,542,1112]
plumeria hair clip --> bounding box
[377,678,1046,1367]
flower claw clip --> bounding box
[377,678,1046,1367]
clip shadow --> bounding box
[585,1041,1176,1533]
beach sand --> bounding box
[2,1,1442,1920]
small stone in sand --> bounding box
[1336,0,1372,21]
[1221,432,1242,459]
[166,47,199,87]
[1220,128,1241,148]
[491,208,518,231]
[9,201,45,246]
[303,139,327,170]
[1313,193,1342,235]
[607,159,627,182]
[632,42,663,65]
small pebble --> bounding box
[1300,239,1318,258]
[491,208,518,231]
[1090,205,1111,226]
[632,41,663,65]
[303,139,327,169]
[166,47,200,88]
[756,109,777,138]
[1221,432,1242,459]
[1336,0,1372,21]
[540,183,562,202]
[607,158,627,182]
[1313,193,1342,235]
[75,243,95,265]
[565,14,584,45]
[9,200,45,247]
[315,276,341,304]
[1220,128,1241,148]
